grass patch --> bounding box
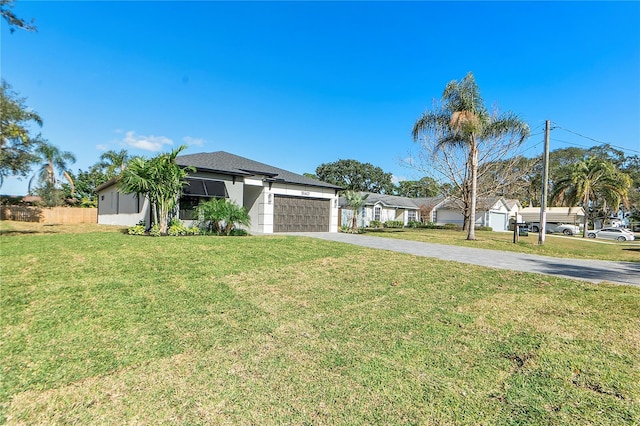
[365,228,640,262]
[1,222,639,424]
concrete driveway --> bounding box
[287,232,640,287]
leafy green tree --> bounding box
[552,157,631,237]
[517,144,639,214]
[343,190,369,232]
[119,145,193,235]
[28,142,76,206]
[98,149,130,179]
[1,0,36,33]
[194,198,250,235]
[62,168,109,207]
[412,72,530,240]
[621,155,640,220]
[396,177,440,198]
[0,80,43,186]
[316,159,394,193]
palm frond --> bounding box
[411,111,450,141]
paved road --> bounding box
[288,232,640,287]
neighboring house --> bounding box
[338,192,445,228]
[433,197,516,231]
[504,199,522,219]
[96,151,342,233]
[519,206,585,225]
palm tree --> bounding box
[119,145,193,235]
[412,72,530,240]
[97,149,130,178]
[552,157,631,237]
[28,142,76,204]
[196,198,251,235]
[344,190,369,232]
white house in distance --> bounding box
[433,197,519,232]
[338,192,519,232]
[96,151,342,233]
[338,192,446,228]
[519,206,585,226]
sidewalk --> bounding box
[287,232,640,287]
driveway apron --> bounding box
[287,232,640,287]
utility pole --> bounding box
[538,120,551,245]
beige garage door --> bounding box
[274,195,330,232]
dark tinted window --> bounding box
[183,178,227,198]
[204,180,227,198]
[183,179,207,196]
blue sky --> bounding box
[2,1,639,195]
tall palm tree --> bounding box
[98,149,130,178]
[552,157,631,237]
[28,142,76,201]
[119,145,193,235]
[412,72,529,240]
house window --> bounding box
[374,206,381,221]
[408,210,417,222]
[179,178,228,220]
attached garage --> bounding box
[488,211,508,231]
[274,195,330,232]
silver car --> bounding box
[587,227,636,241]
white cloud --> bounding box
[392,175,407,185]
[182,136,205,147]
[122,131,173,152]
[96,144,108,151]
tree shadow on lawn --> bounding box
[521,257,640,286]
[0,229,43,236]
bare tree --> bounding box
[406,115,533,230]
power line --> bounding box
[551,123,640,155]
[550,138,596,150]
[521,139,545,156]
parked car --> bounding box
[528,222,581,235]
[587,227,636,241]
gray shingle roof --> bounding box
[338,191,445,210]
[176,151,342,190]
[438,196,506,211]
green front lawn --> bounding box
[1,223,639,424]
[364,228,640,262]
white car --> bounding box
[528,223,580,235]
[587,227,636,241]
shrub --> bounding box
[168,224,186,236]
[369,220,382,229]
[443,223,461,230]
[195,198,251,236]
[187,226,201,236]
[384,220,404,229]
[476,226,493,232]
[148,224,161,237]
[407,220,422,228]
[127,225,146,235]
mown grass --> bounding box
[1,222,639,424]
[365,228,640,262]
